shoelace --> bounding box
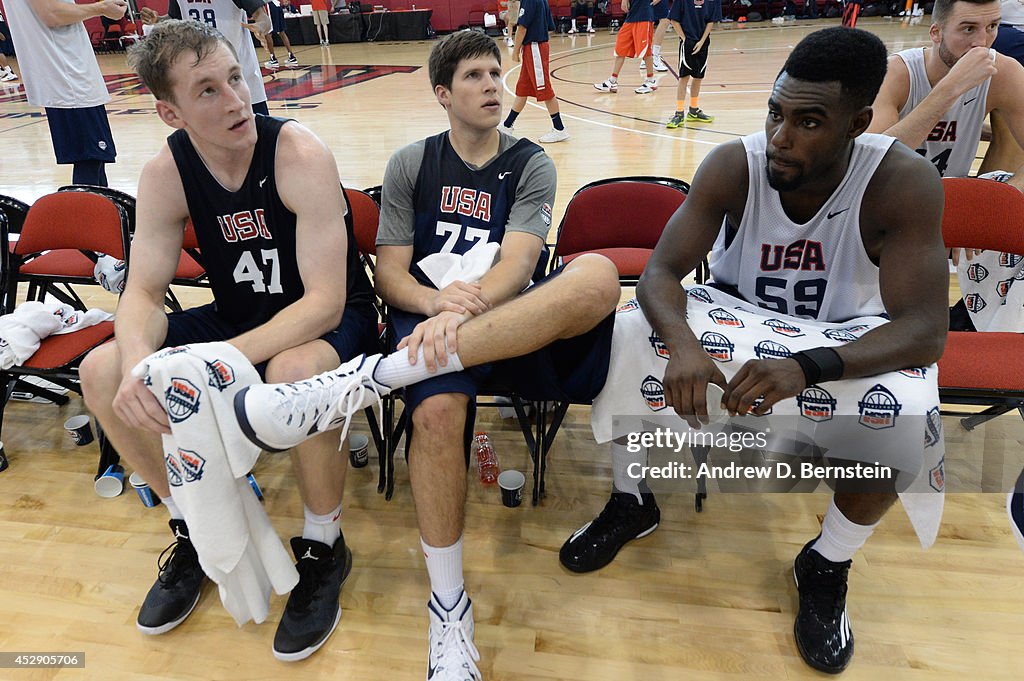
[434,619,482,681]
[290,553,329,612]
[320,373,386,450]
[800,561,849,619]
[156,540,197,588]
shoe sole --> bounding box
[273,546,353,662]
[136,586,203,636]
[561,521,659,574]
[686,119,714,124]
[792,564,852,674]
[234,387,290,453]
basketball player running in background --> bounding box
[80,20,378,661]
[595,0,661,94]
[141,0,272,115]
[502,0,570,143]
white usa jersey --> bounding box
[170,0,268,106]
[896,47,989,178]
[708,131,895,323]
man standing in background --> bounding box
[3,0,127,186]
[0,6,19,81]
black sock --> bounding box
[72,161,107,187]
[503,110,520,128]
[550,113,564,131]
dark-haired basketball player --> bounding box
[79,20,377,662]
[563,27,949,674]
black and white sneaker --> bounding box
[559,491,660,573]
[137,519,206,635]
[273,535,353,661]
[793,539,854,674]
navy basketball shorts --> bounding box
[163,302,378,378]
[45,105,116,164]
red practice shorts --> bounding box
[516,41,555,102]
[614,21,653,59]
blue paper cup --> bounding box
[64,415,94,446]
[129,471,160,507]
[94,464,125,498]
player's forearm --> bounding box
[637,266,702,355]
[114,291,171,373]
[33,0,111,28]
[830,316,946,378]
[375,260,438,315]
[882,90,958,149]
[229,293,345,365]
[477,257,534,308]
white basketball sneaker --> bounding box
[426,591,481,681]
[234,354,390,452]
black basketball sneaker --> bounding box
[559,491,660,573]
[137,519,206,635]
[1008,467,1024,551]
[793,538,854,674]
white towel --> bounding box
[93,254,127,294]
[133,342,299,627]
[0,301,113,369]
[416,240,500,289]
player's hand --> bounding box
[99,0,129,21]
[692,39,705,54]
[621,0,630,14]
[427,280,490,317]
[723,357,806,417]
[242,20,261,35]
[139,6,159,24]
[941,46,998,98]
[950,247,984,265]
[112,374,171,435]
[661,345,727,428]
[397,310,470,372]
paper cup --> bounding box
[129,471,160,507]
[95,464,125,498]
[498,470,525,508]
[64,415,94,446]
[349,432,369,468]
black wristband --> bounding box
[791,347,845,386]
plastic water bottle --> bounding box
[474,432,499,484]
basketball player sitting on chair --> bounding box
[233,29,622,680]
[79,21,378,662]
[868,0,1024,333]
[561,27,949,674]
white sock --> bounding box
[373,346,464,389]
[810,497,878,563]
[587,17,593,28]
[653,45,662,57]
[609,75,618,83]
[161,495,184,520]
[422,536,464,610]
[302,502,342,546]
[611,438,646,502]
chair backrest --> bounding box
[941,177,1024,254]
[553,176,689,258]
[0,194,29,238]
[14,192,130,260]
[345,187,381,258]
[58,184,137,235]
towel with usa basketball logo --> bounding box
[133,342,299,626]
[592,284,945,548]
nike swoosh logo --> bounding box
[306,414,347,437]
[259,176,268,187]
[498,172,511,180]
[964,97,977,106]
[427,664,438,679]
[826,208,849,219]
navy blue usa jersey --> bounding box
[410,131,547,286]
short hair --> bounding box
[428,30,501,91]
[932,0,999,25]
[127,20,237,103]
[778,27,888,111]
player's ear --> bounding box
[848,105,872,138]
[928,20,941,43]
[156,99,186,130]
[435,84,451,110]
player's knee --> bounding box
[570,253,621,313]
[264,349,327,384]
[412,394,468,436]
[79,343,121,408]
